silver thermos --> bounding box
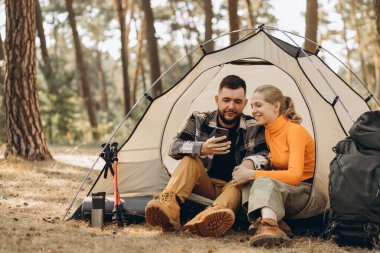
[91,192,105,227]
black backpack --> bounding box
[325,111,380,247]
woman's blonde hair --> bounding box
[254,84,302,124]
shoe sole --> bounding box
[145,205,180,232]
[183,209,234,237]
[249,234,290,247]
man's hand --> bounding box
[200,136,231,155]
[231,165,255,186]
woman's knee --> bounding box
[252,176,277,188]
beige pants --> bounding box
[242,176,311,222]
[166,156,242,211]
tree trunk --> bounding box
[4,0,52,160]
[375,0,380,47]
[228,0,240,45]
[65,0,99,140]
[132,15,146,105]
[141,0,162,97]
[350,0,372,89]
[0,33,4,61]
[114,0,133,115]
[304,0,318,52]
[244,0,255,28]
[337,0,353,85]
[374,52,380,101]
[96,47,108,112]
[168,0,199,67]
[184,2,202,45]
[203,0,214,52]
[35,0,51,78]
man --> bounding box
[145,75,268,237]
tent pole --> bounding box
[145,28,260,97]
[62,94,147,221]
[263,26,379,107]
[276,30,356,123]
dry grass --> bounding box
[0,151,378,253]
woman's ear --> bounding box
[274,101,281,113]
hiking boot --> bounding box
[145,190,180,232]
[183,206,235,237]
[248,219,293,237]
[249,218,290,247]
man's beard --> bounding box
[217,109,242,126]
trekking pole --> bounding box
[110,142,126,227]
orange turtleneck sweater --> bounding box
[254,115,315,186]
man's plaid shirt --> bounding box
[168,110,268,171]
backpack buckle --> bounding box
[364,223,379,235]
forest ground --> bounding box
[0,145,378,253]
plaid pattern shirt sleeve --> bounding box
[243,123,271,168]
[168,113,204,160]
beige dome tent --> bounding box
[66,26,379,221]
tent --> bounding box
[67,26,379,222]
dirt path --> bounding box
[0,155,376,253]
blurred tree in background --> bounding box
[0,0,379,153]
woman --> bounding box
[231,84,315,247]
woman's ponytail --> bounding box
[281,96,302,124]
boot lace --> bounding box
[159,191,174,202]
[254,218,266,234]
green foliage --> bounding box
[38,56,83,145]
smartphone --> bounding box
[214,127,229,142]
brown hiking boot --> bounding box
[183,206,235,237]
[248,219,293,237]
[145,190,180,232]
[249,218,290,247]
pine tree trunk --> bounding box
[132,15,146,105]
[228,0,240,45]
[204,0,214,52]
[375,0,380,47]
[35,0,51,78]
[0,33,4,61]
[350,0,372,89]
[65,0,99,140]
[141,0,162,97]
[184,2,202,45]
[96,47,108,112]
[244,0,255,28]
[0,33,4,93]
[337,0,353,85]
[4,0,52,160]
[374,52,380,101]
[304,0,318,52]
[168,0,199,67]
[114,0,132,115]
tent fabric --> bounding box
[84,30,375,219]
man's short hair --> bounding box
[219,75,246,94]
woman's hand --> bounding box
[231,165,255,186]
